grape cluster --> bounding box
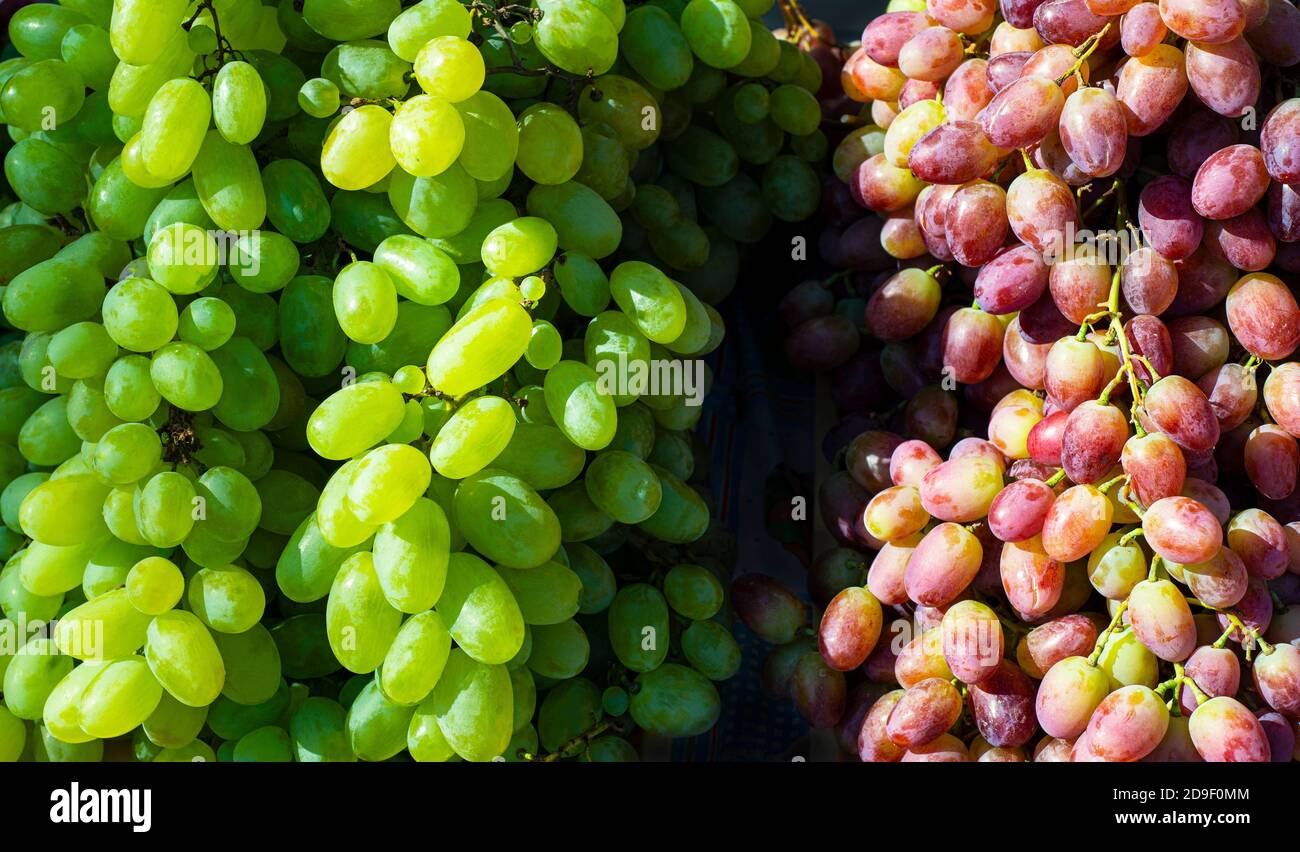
[0,0,820,762]
[750,0,1300,761]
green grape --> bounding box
[585,451,663,524]
[569,543,617,614]
[554,252,611,317]
[143,180,215,246]
[664,125,739,187]
[0,555,63,623]
[584,311,652,407]
[277,514,370,604]
[150,342,223,412]
[142,690,207,748]
[321,40,411,101]
[680,0,751,69]
[76,655,163,739]
[543,360,618,451]
[211,623,281,705]
[509,20,533,43]
[18,473,109,546]
[390,95,465,178]
[147,222,217,295]
[16,397,80,465]
[681,620,741,680]
[278,276,347,377]
[526,321,562,370]
[538,677,601,754]
[0,59,85,133]
[413,36,484,103]
[525,182,623,260]
[151,739,213,762]
[89,423,159,486]
[608,583,670,672]
[698,172,771,242]
[3,637,73,720]
[1,472,46,533]
[299,78,341,119]
[212,61,267,147]
[141,608,224,707]
[378,610,451,706]
[187,564,266,634]
[516,103,583,186]
[602,686,629,717]
[109,0,186,65]
[428,197,514,263]
[179,298,237,351]
[520,276,547,302]
[347,443,432,525]
[87,158,171,241]
[191,131,267,231]
[206,679,290,740]
[762,154,819,222]
[791,129,828,162]
[490,423,585,491]
[428,648,512,762]
[629,663,720,736]
[232,726,291,762]
[631,184,682,231]
[548,480,614,542]
[346,677,415,761]
[731,19,781,77]
[139,78,211,182]
[100,279,178,354]
[102,356,160,423]
[453,90,518,182]
[370,237,457,308]
[393,366,426,395]
[42,659,105,743]
[610,261,687,343]
[321,105,398,191]
[534,0,618,76]
[253,469,318,535]
[580,76,661,151]
[3,139,83,215]
[10,4,92,60]
[526,619,589,680]
[347,302,453,375]
[647,428,695,480]
[46,322,117,380]
[638,465,708,543]
[188,23,219,55]
[135,470,197,548]
[425,297,532,397]
[436,551,525,664]
[387,161,477,238]
[19,539,100,600]
[429,396,516,480]
[388,0,472,62]
[621,5,695,90]
[733,82,769,123]
[290,696,355,761]
[575,125,631,201]
[769,84,820,136]
[306,380,406,460]
[407,694,454,761]
[125,556,183,615]
[332,261,399,345]
[263,160,332,244]
[4,255,103,333]
[302,0,401,42]
[327,552,402,674]
[496,562,583,626]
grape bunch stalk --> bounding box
[0,0,824,762]
[747,0,1300,762]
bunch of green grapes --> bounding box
[0,0,818,763]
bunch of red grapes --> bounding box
[753,0,1300,761]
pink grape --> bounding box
[941,599,1005,684]
[1196,363,1257,431]
[969,661,1038,746]
[1081,684,1169,762]
[979,76,1065,150]
[905,522,984,606]
[1158,0,1245,44]
[1137,175,1204,261]
[818,586,884,672]
[1128,578,1197,661]
[885,677,963,747]
[1227,508,1290,580]
[1036,655,1111,739]
[1121,431,1186,507]
[944,181,1009,266]
[1191,144,1270,221]
[919,456,1004,522]
[1167,109,1240,178]
[988,478,1057,542]
[862,11,932,67]
[1189,696,1271,762]
[1061,401,1129,484]
[1143,496,1223,565]
[1261,98,1300,184]
[1042,485,1114,562]
[1059,87,1127,177]
[1116,44,1189,136]
[1120,2,1166,56]
[1142,375,1220,453]
[1180,646,1242,715]
[1183,548,1249,608]
[857,689,907,762]
[1244,426,1299,501]
[1185,38,1261,119]
[1001,535,1067,615]
[1253,643,1300,719]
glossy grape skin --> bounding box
[1158,0,1244,43]
[1041,485,1113,563]
[790,651,845,729]
[1036,656,1110,739]
[980,76,1064,150]
[1059,87,1127,177]
[1253,643,1300,719]
[941,600,1004,684]
[890,440,942,487]
[975,244,1050,315]
[1078,684,1169,762]
[1191,145,1270,221]
[1142,375,1220,453]
[905,522,984,606]
[1185,38,1260,120]
[918,456,1003,523]
[988,478,1055,542]
[1116,44,1189,137]
[1007,168,1081,257]
[731,574,807,644]
[1180,547,1249,609]
[1142,496,1223,566]
[858,689,907,762]
[1189,696,1271,762]
[1126,579,1196,662]
[1061,401,1128,485]
[1245,426,1299,501]
[1138,175,1203,262]
[885,677,962,747]
[818,587,883,671]
[1179,646,1241,716]
[865,268,942,341]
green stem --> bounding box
[1045,469,1067,487]
[1088,600,1129,666]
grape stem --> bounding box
[471,0,600,106]
[184,0,244,82]
[1088,599,1128,665]
[1044,468,1067,487]
[1055,24,1112,85]
[1117,526,1144,546]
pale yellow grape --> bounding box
[147,222,218,295]
[54,589,152,660]
[316,460,378,548]
[110,0,188,66]
[76,655,163,739]
[125,556,184,615]
[429,648,513,761]
[389,95,465,178]
[372,497,450,613]
[306,380,407,460]
[187,564,266,634]
[884,99,946,169]
[428,395,516,479]
[425,298,532,397]
[144,610,225,707]
[345,443,432,525]
[610,261,688,343]
[480,217,558,277]
[454,90,519,182]
[326,552,402,674]
[191,131,267,231]
[332,261,398,344]
[120,134,175,189]
[42,661,106,744]
[19,474,109,546]
[20,539,103,597]
[516,103,583,185]
[322,105,397,190]
[212,61,267,146]
[107,27,195,119]
[378,610,451,706]
[414,36,484,103]
[139,78,211,182]
[388,0,473,61]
